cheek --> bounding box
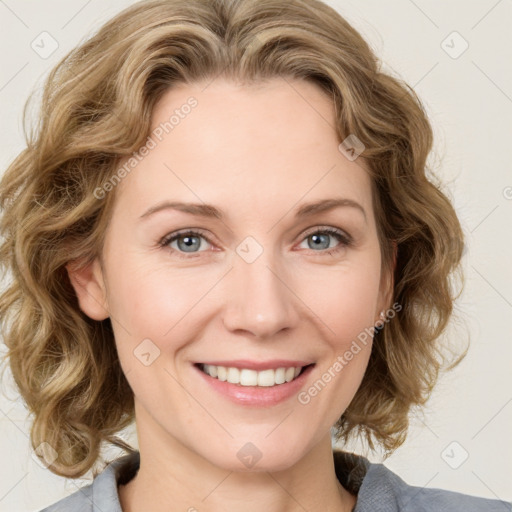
[105,266,206,406]
[292,258,380,402]
[294,260,382,344]
[300,270,378,419]
[105,259,220,353]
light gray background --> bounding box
[0,1,511,510]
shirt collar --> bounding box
[89,449,403,511]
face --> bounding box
[69,77,392,472]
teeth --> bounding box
[217,366,227,381]
[202,364,304,387]
[240,369,258,386]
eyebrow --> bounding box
[139,197,367,223]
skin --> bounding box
[68,77,394,512]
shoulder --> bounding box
[333,450,511,512]
[37,451,139,512]
[358,462,510,511]
[38,484,94,512]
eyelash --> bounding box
[159,226,353,260]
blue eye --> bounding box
[299,227,352,255]
[162,230,212,258]
[160,227,352,259]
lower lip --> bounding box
[194,364,315,407]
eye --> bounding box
[297,227,352,256]
[160,226,353,259]
[160,229,213,259]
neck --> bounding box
[119,437,356,512]
[119,420,356,512]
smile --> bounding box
[199,363,308,387]
[194,360,316,406]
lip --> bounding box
[196,359,314,371]
[193,362,315,407]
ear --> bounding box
[66,257,110,321]
[375,240,397,324]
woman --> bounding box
[0,0,508,511]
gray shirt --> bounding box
[39,450,511,511]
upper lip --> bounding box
[196,360,315,371]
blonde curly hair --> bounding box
[0,0,465,478]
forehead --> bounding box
[114,77,374,224]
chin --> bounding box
[199,437,308,473]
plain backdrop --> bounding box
[0,1,511,510]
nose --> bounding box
[221,252,301,339]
